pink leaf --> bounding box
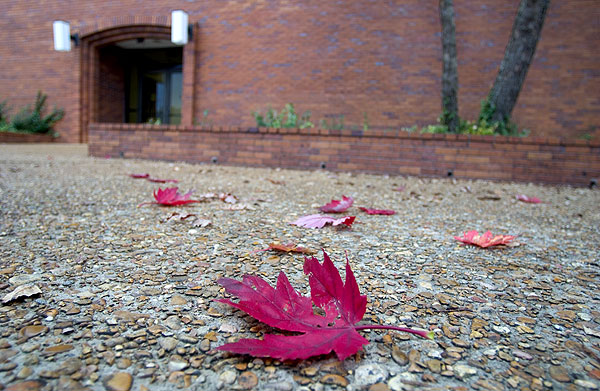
[359,207,396,215]
[454,230,516,248]
[138,187,201,207]
[290,214,355,229]
[516,194,543,204]
[319,196,354,213]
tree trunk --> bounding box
[439,0,459,133]
[487,0,550,123]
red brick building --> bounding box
[0,1,598,143]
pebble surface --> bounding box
[0,144,599,390]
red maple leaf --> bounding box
[359,207,396,215]
[454,230,516,248]
[138,187,201,207]
[217,251,433,361]
[319,196,354,213]
[515,194,543,204]
[290,214,355,229]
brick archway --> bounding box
[79,22,196,142]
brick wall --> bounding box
[0,132,56,143]
[88,123,600,187]
[97,46,126,123]
[0,1,598,142]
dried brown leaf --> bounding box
[2,284,42,303]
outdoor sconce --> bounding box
[171,10,192,45]
[53,21,79,51]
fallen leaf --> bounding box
[220,193,238,204]
[164,212,197,223]
[217,251,432,361]
[516,194,543,203]
[477,190,503,201]
[290,214,355,229]
[163,212,211,227]
[193,218,212,228]
[256,243,315,254]
[477,194,501,201]
[319,196,354,213]
[454,230,516,248]
[147,177,179,183]
[138,187,202,207]
[130,173,150,179]
[2,284,42,303]
[267,179,286,185]
[359,207,396,215]
[478,196,501,201]
[223,203,256,211]
[129,173,178,183]
[199,192,218,199]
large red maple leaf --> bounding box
[217,251,432,361]
[319,195,354,213]
[138,187,201,207]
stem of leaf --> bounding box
[354,324,434,340]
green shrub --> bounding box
[11,91,64,134]
[413,99,528,137]
[420,124,448,134]
[477,99,521,136]
[253,103,314,129]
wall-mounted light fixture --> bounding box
[171,10,192,45]
[53,21,79,51]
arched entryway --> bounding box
[79,23,196,142]
[99,39,183,125]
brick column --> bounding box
[181,23,197,127]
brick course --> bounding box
[89,123,600,187]
[0,1,598,142]
[0,132,56,143]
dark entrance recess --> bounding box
[97,39,183,125]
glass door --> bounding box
[168,70,182,125]
[128,65,182,125]
[141,71,166,124]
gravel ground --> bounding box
[0,143,599,391]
